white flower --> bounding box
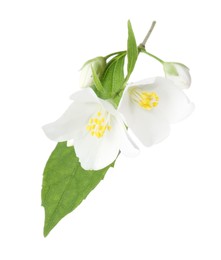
[163,62,191,89]
[43,88,138,170]
[118,77,194,147]
[80,56,106,88]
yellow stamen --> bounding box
[130,87,159,110]
[86,112,112,138]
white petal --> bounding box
[119,90,170,147]
[70,88,99,103]
[128,77,194,124]
[73,116,122,170]
[148,77,194,123]
[115,115,139,156]
[71,90,120,119]
[127,78,156,88]
[43,102,99,142]
[100,99,120,117]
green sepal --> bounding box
[91,64,104,92]
[42,142,114,237]
[80,56,106,71]
[163,62,179,76]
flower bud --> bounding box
[80,56,106,88]
[163,62,191,89]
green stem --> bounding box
[137,21,164,64]
[141,49,164,63]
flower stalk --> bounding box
[139,20,156,49]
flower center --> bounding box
[86,111,112,138]
[130,87,159,110]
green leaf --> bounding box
[101,53,126,98]
[127,20,138,75]
[91,64,104,92]
[42,142,114,237]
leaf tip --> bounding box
[127,20,132,29]
[43,225,50,237]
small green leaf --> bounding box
[127,20,138,75]
[91,64,104,92]
[101,53,126,98]
[42,142,114,237]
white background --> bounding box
[0,0,220,259]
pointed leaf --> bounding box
[127,20,138,75]
[42,142,114,237]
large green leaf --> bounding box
[101,53,126,98]
[127,20,138,76]
[42,142,114,237]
